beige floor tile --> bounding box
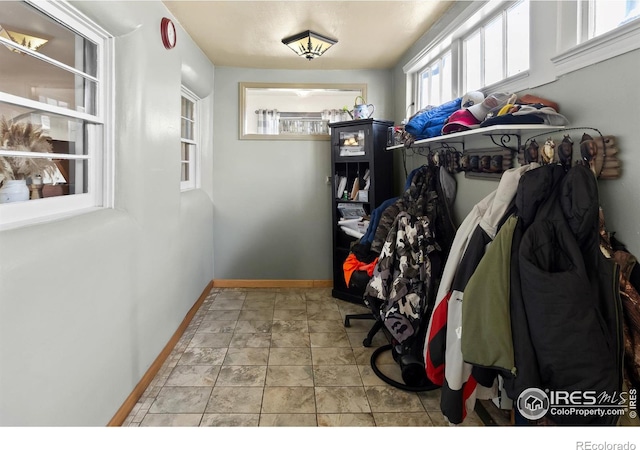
[311,347,355,365]
[239,309,274,321]
[202,310,241,321]
[337,302,371,316]
[268,347,312,366]
[308,320,347,333]
[313,365,363,387]
[124,402,142,425]
[165,365,220,387]
[130,288,492,428]
[271,320,308,333]
[229,333,272,348]
[188,333,232,348]
[261,387,316,414]
[245,290,277,301]
[178,347,227,366]
[347,331,388,349]
[274,299,307,310]
[306,302,341,314]
[352,347,377,365]
[309,332,351,348]
[266,365,314,387]
[148,387,212,414]
[275,292,305,305]
[223,347,269,365]
[304,290,333,301]
[131,397,154,423]
[242,298,276,310]
[317,413,376,427]
[197,320,237,333]
[427,410,457,426]
[358,364,403,386]
[364,386,425,413]
[460,411,485,426]
[214,291,246,301]
[200,413,260,427]
[234,320,273,333]
[259,413,317,426]
[205,386,264,414]
[364,346,396,364]
[273,309,307,321]
[209,298,245,311]
[343,316,378,333]
[307,309,342,321]
[215,365,266,386]
[140,413,203,426]
[315,386,371,413]
[373,412,434,426]
[270,331,310,348]
[417,389,442,412]
[141,385,162,400]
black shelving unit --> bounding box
[329,118,394,304]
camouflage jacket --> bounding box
[364,211,437,344]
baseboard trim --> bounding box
[212,279,332,288]
[107,279,214,426]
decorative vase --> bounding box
[0,179,30,203]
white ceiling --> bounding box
[163,1,455,70]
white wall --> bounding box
[392,1,640,255]
[212,67,392,280]
[0,1,215,426]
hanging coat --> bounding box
[365,211,435,343]
[364,166,456,344]
[514,164,622,425]
[424,164,538,425]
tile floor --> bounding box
[123,287,484,427]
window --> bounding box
[587,0,640,39]
[406,1,530,113]
[0,1,111,227]
[553,0,640,76]
[180,88,198,191]
[462,0,529,91]
[418,51,453,109]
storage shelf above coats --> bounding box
[386,124,566,153]
[388,124,622,181]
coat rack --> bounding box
[390,125,622,181]
[519,127,621,180]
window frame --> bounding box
[180,87,200,191]
[552,0,640,76]
[460,0,530,93]
[404,1,531,114]
[0,0,113,229]
[416,50,454,110]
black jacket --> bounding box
[507,164,623,425]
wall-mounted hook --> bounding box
[432,150,440,167]
[541,138,556,165]
[524,138,539,164]
[558,134,573,172]
[580,133,598,176]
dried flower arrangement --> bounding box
[0,116,59,184]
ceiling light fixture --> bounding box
[282,30,337,61]
[0,25,49,54]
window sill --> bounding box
[481,70,531,95]
[0,204,104,231]
[552,19,640,77]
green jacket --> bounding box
[461,214,518,374]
